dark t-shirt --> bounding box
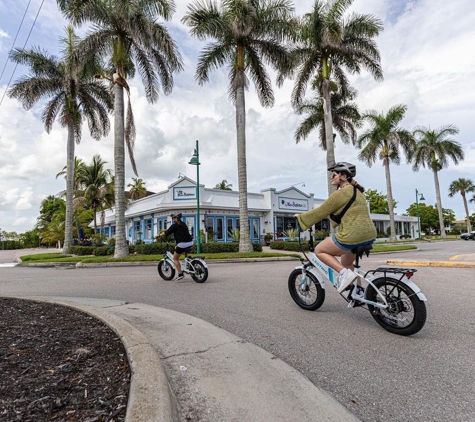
[164,222,193,244]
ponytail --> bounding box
[350,179,365,193]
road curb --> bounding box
[12,296,178,422]
[386,260,475,268]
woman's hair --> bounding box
[350,178,365,193]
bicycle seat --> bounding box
[351,244,373,258]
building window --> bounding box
[145,219,152,239]
[216,217,224,241]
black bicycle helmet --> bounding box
[328,162,356,178]
[170,212,182,219]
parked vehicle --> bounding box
[460,231,475,240]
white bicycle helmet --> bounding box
[170,212,182,219]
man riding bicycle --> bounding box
[158,212,193,280]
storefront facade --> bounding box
[96,176,419,243]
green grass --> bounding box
[372,244,417,253]
[19,244,416,264]
[19,251,302,263]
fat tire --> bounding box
[158,260,175,280]
[366,277,427,336]
[288,269,325,311]
[190,259,208,283]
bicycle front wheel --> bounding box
[366,277,427,336]
[288,269,325,311]
[190,259,208,283]
[158,260,175,280]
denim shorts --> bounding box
[332,234,375,251]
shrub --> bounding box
[270,241,310,251]
[399,234,411,239]
[70,246,95,256]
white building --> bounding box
[96,176,420,243]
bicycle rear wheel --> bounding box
[366,277,427,336]
[288,269,325,311]
[190,259,208,283]
[158,260,175,280]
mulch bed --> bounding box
[0,298,130,421]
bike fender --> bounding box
[294,265,326,289]
[195,259,208,269]
[400,278,427,301]
[165,258,177,272]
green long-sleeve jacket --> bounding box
[296,185,377,245]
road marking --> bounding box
[0,263,17,267]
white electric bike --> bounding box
[157,240,208,283]
[288,225,427,336]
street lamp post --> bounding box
[189,140,201,254]
[415,189,425,240]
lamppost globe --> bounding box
[188,140,201,254]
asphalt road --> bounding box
[1,241,474,422]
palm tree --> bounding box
[128,177,147,200]
[56,157,86,238]
[295,87,361,147]
[356,104,414,241]
[8,27,113,254]
[214,180,233,190]
[76,154,114,233]
[280,0,383,196]
[183,0,296,252]
[58,0,183,258]
[411,125,463,238]
[448,178,475,233]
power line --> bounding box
[0,0,33,82]
[0,0,45,107]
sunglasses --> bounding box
[331,172,340,177]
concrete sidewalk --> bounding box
[15,296,360,422]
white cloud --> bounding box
[0,0,474,233]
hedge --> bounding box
[269,240,313,252]
[70,242,262,256]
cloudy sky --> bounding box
[1,0,474,234]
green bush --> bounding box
[93,246,110,256]
[70,246,95,256]
[269,241,310,251]
[399,234,411,239]
[89,241,263,256]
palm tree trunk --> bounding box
[462,193,472,232]
[384,157,397,241]
[63,123,75,254]
[433,169,446,238]
[114,84,128,257]
[93,204,98,234]
[322,79,336,197]
[235,83,253,252]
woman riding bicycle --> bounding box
[295,162,376,294]
[158,212,193,280]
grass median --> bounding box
[19,244,416,264]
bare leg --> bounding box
[173,251,182,274]
[314,237,347,272]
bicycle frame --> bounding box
[162,247,208,275]
[298,251,389,309]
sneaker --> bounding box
[176,273,185,281]
[352,286,365,300]
[337,269,358,293]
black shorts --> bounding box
[175,246,192,254]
